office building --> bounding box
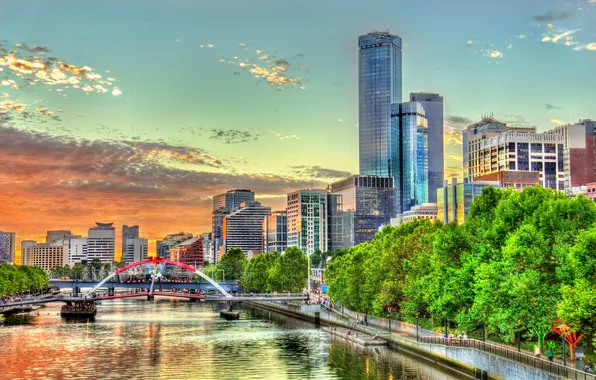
[122,225,139,257]
[169,238,204,268]
[327,194,345,252]
[68,237,88,263]
[393,203,438,225]
[287,190,330,254]
[330,176,396,247]
[123,238,148,264]
[199,233,214,264]
[546,119,596,190]
[437,179,500,224]
[46,230,73,244]
[211,208,230,264]
[392,102,429,213]
[0,231,16,264]
[473,171,540,191]
[410,93,444,202]
[21,240,36,265]
[157,232,193,258]
[463,118,565,190]
[87,222,115,263]
[223,201,271,257]
[263,210,288,253]
[586,182,596,202]
[359,31,402,178]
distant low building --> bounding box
[392,203,438,225]
[473,170,540,191]
[0,231,16,264]
[169,237,203,268]
[157,232,193,258]
[586,182,596,202]
[437,179,500,224]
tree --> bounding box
[217,248,248,280]
[89,258,102,279]
[201,264,220,281]
[242,252,280,292]
[310,250,322,266]
[268,247,308,292]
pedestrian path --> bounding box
[325,326,387,346]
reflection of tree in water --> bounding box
[147,323,162,366]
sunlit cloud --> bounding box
[466,40,473,47]
[541,26,581,48]
[515,34,527,39]
[289,165,353,180]
[271,131,300,140]
[446,154,463,162]
[550,118,566,125]
[485,50,504,59]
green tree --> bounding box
[217,248,248,280]
[310,250,322,266]
[200,264,220,281]
[242,251,280,292]
[268,247,308,292]
[89,258,102,279]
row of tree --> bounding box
[200,247,309,293]
[50,259,126,280]
[325,186,596,352]
[0,264,49,297]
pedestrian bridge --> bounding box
[49,280,240,293]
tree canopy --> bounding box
[0,264,49,297]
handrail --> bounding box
[419,336,596,380]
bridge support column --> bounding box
[475,369,488,380]
[227,302,233,312]
[73,287,80,298]
[108,288,115,297]
[314,311,320,325]
[147,294,154,301]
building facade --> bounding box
[437,179,500,225]
[410,93,444,203]
[123,238,148,264]
[263,210,288,253]
[169,238,203,268]
[122,225,139,258]
[359,31,402,178]
[68,237,88,263]
[286,190,329,255]
[223,201,271,257]
[473,170,540,191]
[22,242,68,272]
[46,230,73,244]
[330,176,396,247]
[546,120,596,190]
[0,231,16,264]
[463,118,565,190]
[87,222,116,263]
[199,233,214,264]
[157,232,193,258]
[586,182,596,202]
[392,102,429,213]
[393,203,438,225]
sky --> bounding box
[1,0,595,260]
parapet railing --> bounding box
[419,336,596,380]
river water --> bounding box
[0,298,461,379]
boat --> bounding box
[60,302,97,317]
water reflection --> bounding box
[0,299,459,379]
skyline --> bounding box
[1,0,595,260]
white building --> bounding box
[286,189,328,255]
[87,222,115,263]
[123,238,148,263]
[392,203,438,225]
[68,237,88,263]
[22,238,69,272]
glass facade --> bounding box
[410,93,444,203]
[263,211,287,253]
[393,102,428,214]
[437,179,500,224]
[286,190,328,254]
[358,31,402,178]
[330,176,396,247]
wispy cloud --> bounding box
[545,103,561,110]
[550,118,566,125]
[289,165,353,180]
[444,115,474,146]
[515,34,528,39]
[271,131,300,140]
[209,129,261,144]
[531,11,571,22]
[446,154,463,162]
[541,25,581,48]
[485,50,504,59]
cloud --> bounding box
[531,11,571,22]
[209,128,261,144]
[550,118,566,125]
[208,43,307,90]
[289,165,353,180]
[444,166,463,180]
[515,35,527,39]
[504,114,535,128]
[573,42,596,51]
[271,131,300,140]
[485,50,504,59]
[545,103,561,110]
[466,40,473,47]
[446,154,463,162]
[541,26,580,47]
[444,115,474,146]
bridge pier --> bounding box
[147,294,154,301]
[108,288,114,297]
[220,301,239,319]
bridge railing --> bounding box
[419,336,596,380]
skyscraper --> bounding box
[122,225,139,258]
[286,189,330,254]
[410,93,444,202]
[223,201,271,257]
[263,210,288,253]
[123,238,148,263]
[87,222,115,263]
[0,231,16,264]
[358,31,403,178]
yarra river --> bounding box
[0,299,461,379]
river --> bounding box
[0,298,462,379]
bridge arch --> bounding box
[83,257,232,298]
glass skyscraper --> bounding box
[391,102,429,214]
[410,93,443,203]
[358,31,403,178]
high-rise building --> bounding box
[410,93,444,202]
[87,222,115,263]
[169,238,203,268]
[392,102,429,213]
[286,189,330,254]
[68,237,88,263]
[199,233,214,264]
[263,210,288,253]
[546,119,596,190]
[211,189,256,263]
[0,231,16,264]
[223,201,271,257]
[46,230,73,244]
[437,179,500,224]
[123,238,148,264]
[330,176,396,247]
[21,235,69,272]
[358,31,402,178]
[122,225,139,258]
[327,194,345,252]
[157,232,193,258]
